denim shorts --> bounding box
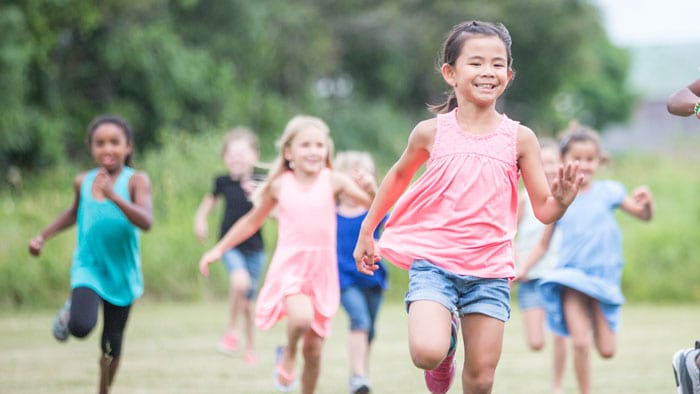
[517,279,545,310]
[405,260,511,322]
[340,285,384,343]
[222,248,266,300]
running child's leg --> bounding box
[461,313,505,394]
[522,306,546,351]
[300,329,324,394]
[221,249,252,352]
[98,298,130,394]
[591,300,616,359]
[68,287,101,337]
[242,249,265,362]
[408,300,454,369]
[280,294,314,384]
[562,287,594,394]
[552,334,567,394]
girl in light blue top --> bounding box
[29,114,153,394]
[539,123,653,394]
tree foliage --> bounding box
[1,0,634,173]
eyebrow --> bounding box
[465,55,507,62]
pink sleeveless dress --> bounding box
[378,109,520,279]
[255,168,339,337]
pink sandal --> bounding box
[273,346,298,392]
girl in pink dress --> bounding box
[199,115,374,394]
[354,20,582,394]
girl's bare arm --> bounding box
[354,119,434,273]
[519,126,582,224]
[619,185,654,221]
[28,174,84,256]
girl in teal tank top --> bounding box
[29,115,153,394]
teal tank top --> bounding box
[71,167,143,306]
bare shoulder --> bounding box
[516,124,539,158]
[411,118,437,145]
[73,171,89,190]
[266,175,282,201]
[129,170,151,187]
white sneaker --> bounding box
[52,299,71,342]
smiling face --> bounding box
[283,126,330,176]
[442,34,512,107]
[90,123,132,172]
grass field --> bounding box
[1,300,695,393]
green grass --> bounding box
[0,300,695,393]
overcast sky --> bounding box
[593,0,700,46]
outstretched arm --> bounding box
[353,119,434,275]
[198,180,277,276]
[518,126,583,224]
[515,224,555,281]
[332,171,376,208]
[667,79,700,117]
[29,174,83,256]
[619,185,654,221]
[194,194,217,244]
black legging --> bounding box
[68,287,131,358]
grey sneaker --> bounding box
[52,299,71,342]
[349,374,370,394]
[672,341,700,394]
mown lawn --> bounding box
[0,300,695,393]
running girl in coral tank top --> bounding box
[199,115,374,394]
[354,21,582,394]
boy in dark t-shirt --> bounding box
[194,128,266,364]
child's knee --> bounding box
[597,343,616,359]
[463,364,497,392]
[287,317,312,336]
[69,319,95,338]
[410,345,446,370]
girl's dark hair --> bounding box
[429,20,514,114]
[87,114,134,166]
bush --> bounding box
[2,132,698,308]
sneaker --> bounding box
[672,341,700,394]
[217,332,238,354]
[349,374,371,394]
[424,312,459,394]
[52,299,71,342]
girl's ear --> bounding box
[440,63,456,87]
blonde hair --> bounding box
[333,150,376,177]
[221,127,259,156]
[252,115,334,204]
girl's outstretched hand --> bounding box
[198,249,222,277]
[353,234,380,276]
[28,234,45,256]
[550,161,583,206]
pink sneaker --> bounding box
[217,332,238,354]
[425,313,459,394]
